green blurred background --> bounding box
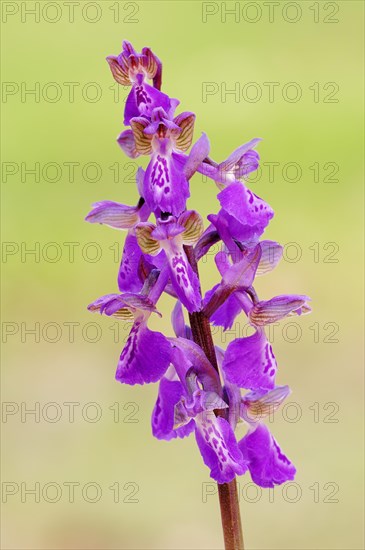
[1,1,364,548]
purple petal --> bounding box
[195,225,221,262]
[106,55,130,86]
[88,292,159,317]
[124,82,171,126]
[124,87,139,126]
[222,329,277,391]
[136,167,145,197]
[117,130,140,159]
[219,138,261,177]
[184,132,210,180]
[85,201,139,229]
[118,234,143,293]
[144,153,190,216]
[195,391,228,413]
[257,240,283,276]
[214,251,231,275]
[210,291,243,330]
[241,385,291,424]
[170,338,220,393]
[195,414,247,483]
[151,218,184,242]
[218,182,274,242]
[167,248,201,313]
[152,377,195,440]
[236,150,260,178]
[171,301,188,338]
[221,245,261,289]
[116,321,171,385]
[207,211,242,255]
[238,424,296,488]
[249,295,311,326]
[219,138,261,170]
[223,378,242,430]
[88,293,122,314]
[203,247,260,321]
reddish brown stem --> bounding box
[184,246,244,550]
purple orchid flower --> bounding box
[153,339,247,484]
[219,293,310,391]
[85,183,151,293]
[204,244,310,330]
[87,40,312,526]
[193,138,273,249]
[129,107,197,216]
[239,386,296,487]
[198,138,262,190]
[88,292,171,385]
[107,40,172,125]
[135,210,204,312]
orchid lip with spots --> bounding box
[86,39,311,550]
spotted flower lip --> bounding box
[226,375,295,488]
[130,107,196,216]
[238,423,296,488]
[152,374,247,484]
[222,328,277,391]
[135,211,204,312]
[217,182,274,244]
[152,343,247,484]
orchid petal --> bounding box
[144,153,190,216]
[173,112,196,152]
[130,117,153,155]
[116,321,171,385]
[257,241,283,276]
[222,329,277,391]
[135,223,161,256]
[106,55,130,86]
[117,130,140,159]
[118,233,143,293]
[241,385,291,424]
[166,247,201,313]
[85,201,139,229]
[195,413,247,483]
[171,301,189,339]
[184,133,210,180]
[238,424,296,488]
[178,210,204,245]
[219,138,261,174]
[249,295,311,326]
[140,47,159,79]
[218,182,274,241]
[152,377,195,440]
[170,337,220,393]
[221,245,261,290]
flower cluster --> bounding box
[86,41,311,486]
